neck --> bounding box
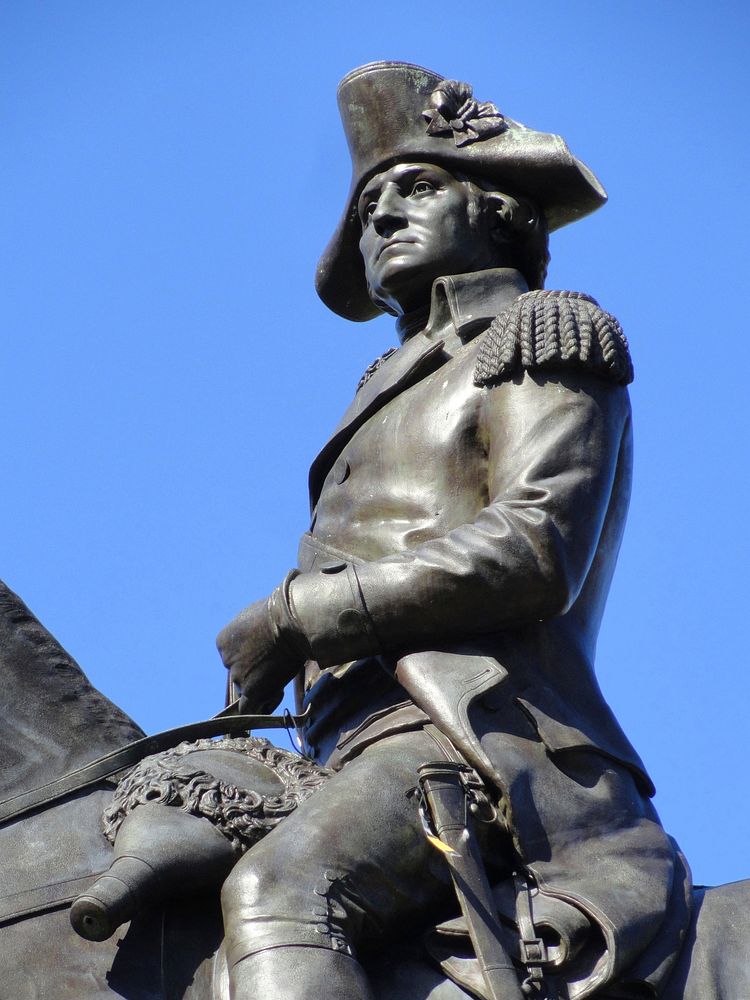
[395,304,431,344]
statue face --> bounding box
[358,162,497,316]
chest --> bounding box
[311,351,489,559]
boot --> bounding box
[229,945,375,1000]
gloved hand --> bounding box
[216,575,311,714]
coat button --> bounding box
[320,560,347,574]
[337,608,364,636]
[332,457,350,484]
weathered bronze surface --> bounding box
[1,61,748,999]
[215,62,678,998]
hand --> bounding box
[216,585,310,714]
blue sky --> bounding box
[2,2,749,887]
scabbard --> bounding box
[417,761,526,1000]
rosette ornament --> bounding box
[422,80,507,147]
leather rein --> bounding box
[0,709,306,928]
[0,708,306,827]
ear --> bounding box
[483,192,538,241]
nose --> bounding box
[371,183,407,237]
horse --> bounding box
[0,578,747,1000]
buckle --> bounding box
[458,765,484,792]
[520,936,548,966]
[458,766,497,823]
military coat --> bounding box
[290,268,689,997]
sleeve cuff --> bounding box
[289,562,381,667]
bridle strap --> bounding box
[0,871,105,927]
[0,710,306,827]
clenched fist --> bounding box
[216,576,311,714]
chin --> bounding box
[376,280,433,316]
[372,261,439,307]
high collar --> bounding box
[395,268,529,347]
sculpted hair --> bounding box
[457,172,550,290]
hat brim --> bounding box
[316,62,607,322]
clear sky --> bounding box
[2,2,749,888]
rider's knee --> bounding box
[221,849,285,917]
[220,849,363,962]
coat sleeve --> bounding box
[290,370,632,668]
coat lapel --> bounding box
[308,335,446,510]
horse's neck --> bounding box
[0,581,143,798]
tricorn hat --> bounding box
[316,61,607,321]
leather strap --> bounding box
[0,710,307,827]
[423,722,466,764]
[0,871,104,927]
[514,873,554,998]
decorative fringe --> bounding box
[357,346,398,391]
[474,290,634,388]
[102,736,332,852]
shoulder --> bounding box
[474,289,633,389]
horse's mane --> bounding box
[0,580,144,798]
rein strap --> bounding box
[0,711,305,827]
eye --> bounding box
[359,200,377,226]
[410,179,436,195]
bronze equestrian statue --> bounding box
[0,61,747,1000]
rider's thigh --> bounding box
[223,728,455,941]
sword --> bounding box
[417,760,528,1000]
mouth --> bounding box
[376,239,416,262]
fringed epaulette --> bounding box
[357,346,398,391]
[473,290,634,388]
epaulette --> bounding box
[356,346,398,392]
[473,290,634,388]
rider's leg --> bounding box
[220,728,455,1000]
[229,946,375,1000]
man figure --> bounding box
[217,62,688,999]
